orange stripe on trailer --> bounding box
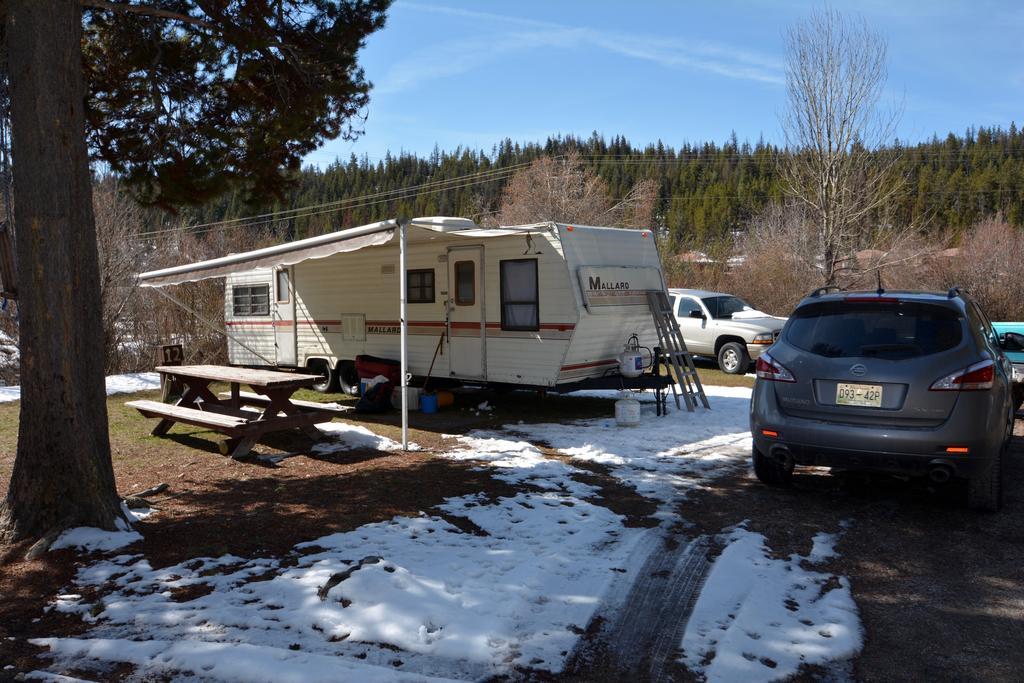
[559,358,618,371]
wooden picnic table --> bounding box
[126,365,346,459]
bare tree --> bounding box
[496,151,657,228]
[781,7,905,285]
[726,202,822,315]
[93,179,147,374]
[497,152,613,226]
[938,217,1024,320]
[126,225,272,371]
[727,199,939,315]
[618,179,660,230]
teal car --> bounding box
[992,322,1024,410]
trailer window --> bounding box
[407,269,435,304]
[454,261,475,305]
[232,284,270,316]
[500,259,539,331]
[276,270,289,303]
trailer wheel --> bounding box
[338,360,360,396]
[307,359,338,394]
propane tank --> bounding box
[618,342,644,378]
[615,391,642,427]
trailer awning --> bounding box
[137,217,495,287]
[138,220,395,287]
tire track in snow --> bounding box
[565,533,711,682]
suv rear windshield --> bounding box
[786,300,963,360]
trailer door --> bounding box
[447,246,485,379]
[273,267,297,366]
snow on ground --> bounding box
[32,639,458,683]
[48,503,153,553]
[443,434,595,497]
[24,671,94,683]
[313,421,418,454]
[49,527,142,554]
[34,478,647,680]
[807,531,840,564]
[0,372,161,403]
[476,385,754,511]
[29,384,862,681]
[680,527,861,682]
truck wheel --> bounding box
[966,442,1004,512]
[338,360,360,396]
[308,359,338,394]
[1013,384,1023,413]
[752,446,792,488]
[718,342,749,375]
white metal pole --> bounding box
[399,219,409,450]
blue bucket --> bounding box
[420,393,438,414]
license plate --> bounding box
[836,383,883,407]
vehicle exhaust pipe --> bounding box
[928,465,953,484]
[769,445,794,473]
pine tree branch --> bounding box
[81,0,215,30]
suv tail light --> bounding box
[755,352,795,382]
[929,359,995,391]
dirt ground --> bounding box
[1,380,1022,682]
[671,422,1024,683]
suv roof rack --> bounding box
[947,286,966,299]
[809,285,843,298]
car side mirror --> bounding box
[1000,331,1024,351]
[688,310,705,319]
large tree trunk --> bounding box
[0,0,124,542]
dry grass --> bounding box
[0,370,747,499]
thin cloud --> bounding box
[376,28,580,95]
[377,1,784,94]
[400,1,562,30]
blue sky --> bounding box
[306,0,1024,166]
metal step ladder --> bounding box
[647,290,710,412]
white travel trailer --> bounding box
[139,217,678,443]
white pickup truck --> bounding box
[668,288,786,374]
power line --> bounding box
[135,159,542,241]
[134,159,550,242]
[134,151,1024,242]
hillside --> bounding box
[179,125,1024,247]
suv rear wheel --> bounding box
[967,441,1005,512]
[752,445,793,488]
[718,341,749,375]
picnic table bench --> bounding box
[127,365,346,459]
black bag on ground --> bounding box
[354,380,394,413]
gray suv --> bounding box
[750,288,1015,511]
